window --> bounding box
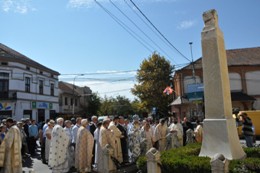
[26,66,30,70]
[65,97,68,105]
[71,98,73,106]
[50,83,54,96]
[39,80,43,94]
[40,71,43,74]
[75,98,78,106]
[25,77,30,93]
[0,73,9,99]
[1,62,8,66]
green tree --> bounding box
[99,95,134,115]
[132,52,174,118]
[131,99,149,118]
[86,92,101,116]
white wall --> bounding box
[246,71,260,95]
[183,76,201,93]
[253,98,260,110]
[229,73,242,91]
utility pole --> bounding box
[72,74,84,115]
[189,42,196,83]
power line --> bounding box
[94,0,155,52]
[109,0,177,64]
[129,0,191,62]
[123,0,178,64]
[59,70,137,76]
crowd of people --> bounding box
[0,114,205,173]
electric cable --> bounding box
[94,0,155,52]
[129,0,191,62]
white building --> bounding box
[0,43,60,122]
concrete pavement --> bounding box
[22,140,259,173]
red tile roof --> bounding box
[0,43,60,75]
[177,47,260,71]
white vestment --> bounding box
[108,121,123,163]
[48,124,70,173]
[0,125,22,173]
[97,126,114,173]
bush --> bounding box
[137,143,211,173]
[229,147,260,173]
[137,144,260,173]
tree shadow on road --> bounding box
[22,155,33,168]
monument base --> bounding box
[199,118,246,160]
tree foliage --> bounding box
[85,92,101,116]
[99,95,134,115]
[132,52,174,118]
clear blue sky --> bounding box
[1,0,259,100]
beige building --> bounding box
[171,47,260,120]
[58,81,92,117]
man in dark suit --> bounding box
[117,116,129,163]
[182,116,193,146]
[89,116,98,166]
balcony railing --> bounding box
[0,91,17,100]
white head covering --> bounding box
[81,119,88,126]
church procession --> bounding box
[0,113,204,173]
[1,4,260,173]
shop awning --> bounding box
[170,96,189,106]
[231,92,256,101]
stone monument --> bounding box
[199,9,246,160]
[146,148,161,173]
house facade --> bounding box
[0,43,60,122]
[171,47,260,120]
[58,81,92,118]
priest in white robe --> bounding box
[153,118,168,152]
[48,118,70,173]
[97,118,114,173]
[75,119,94,173]
[108,116,123,163]
[168,117,183,148]
[0,118,22,173]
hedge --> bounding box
[137,144,260,173]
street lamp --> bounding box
[72,74,84,115]
[189,42,196,83]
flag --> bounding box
[163,86,173,95]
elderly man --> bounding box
[72,117,82,147]
[89,115,98,166]
[0,118,22,173]
[154,118,168,152]
[75,119,94,173]
[168,117,184,148]
[97,118,114,173]
[48,118,70,173]
[108,116,123,163]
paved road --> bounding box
[22,140,259,173]
[22,147,78,173]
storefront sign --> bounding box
[31,102,52,109]
[0,102,12,111]
[187,83,204,101]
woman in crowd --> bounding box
[0,124,6,145]
[45,120,55,163]
[140,120,153,154]
[194,120,203,143]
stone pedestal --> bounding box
[200,9,245,160]
[210,153,229,173]
[146,148,161,173]
[103,144,116,173]
[199,119,245,160]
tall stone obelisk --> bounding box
[199,9,246,160]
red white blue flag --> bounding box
[163,86,173,95]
